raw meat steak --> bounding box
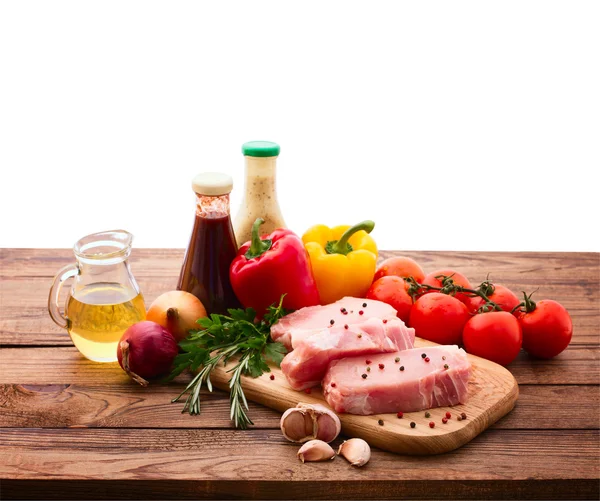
[280,317,415,390]
[271,297,398,350]
[322,345,471,415]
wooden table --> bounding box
[1,249,599,500]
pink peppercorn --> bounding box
[429,421,435,428]
[304,388,311,394]
[442,417,448,424]
[366,359,372,365]
[446,412,451,419]
[397,412,403,418]
[331,382,336,388]
[359,310,364,315]
[424,357,430,362]
[269,374,275,380]
[378,363,385,370]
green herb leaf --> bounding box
[264,341,287,367]
[168,294,293,429]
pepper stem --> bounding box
[245,218,273,260]
[325,220,375,256]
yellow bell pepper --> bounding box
[302,220,378,305]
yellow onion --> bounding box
[146,290,207,342]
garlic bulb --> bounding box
[280,402,341,443]
[338,438,371,467]
[297,440,336,463]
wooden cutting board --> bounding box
[210,337,519,455]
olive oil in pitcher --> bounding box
[66,283,146,362]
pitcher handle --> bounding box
[48,263,79,329]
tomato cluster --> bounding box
[366,256,573,366]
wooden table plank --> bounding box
[2,250,598,347]
[2,346,598,386]
[0,383,279,429]
[3,478,598,501]
[1,277,176,346]
[1,383,597,431]
[1,428,598,500]
[3,248,598,280]
[2,428,598,481]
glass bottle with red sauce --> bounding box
[177,172,241,314]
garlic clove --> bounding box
[280,407,313,442]
[297,440,336,463]
[315,411,340,443]
[338,438,371,467]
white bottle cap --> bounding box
[191,172,233,196]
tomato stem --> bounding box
[513,290,538,314]
[404,275,503,313]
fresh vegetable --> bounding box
[421,269,473,305]
[146,290,207,342]
[463,311,523,366]
[337,438,371,467]
[366,276,413,323]
[117,321,179,386]
[230,218,320,315]
[280,403,341,443]
[465,282,520,315]
[374,256,425,283]
[297,440,336,463]
[167,296,289,428]
[515,292,573,359]
[302,220,378,304]
[409,293,470,345]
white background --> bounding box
[1,1,599,251]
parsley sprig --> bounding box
[166,295,289,429]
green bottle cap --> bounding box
[242,141,280,157]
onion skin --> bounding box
[146,290,207,342]
[117,321,179,386]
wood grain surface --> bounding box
[1,248,599,500]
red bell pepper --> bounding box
[230,218,320,314]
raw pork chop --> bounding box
[280,317,415,390]
[322,345,471,415]
[271,297,398,350]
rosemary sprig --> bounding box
[166,295,290,429]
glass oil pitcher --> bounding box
[48,230,146,362]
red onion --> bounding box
[117,321,179,386]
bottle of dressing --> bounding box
[233,141,287,246]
